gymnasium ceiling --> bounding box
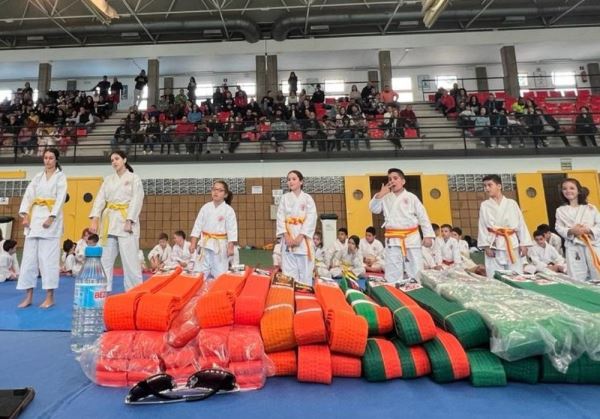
[0,0,599,49]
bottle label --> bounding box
[74,283,107,309]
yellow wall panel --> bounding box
[516,173,548,234]
[420,174,452,225]
[567,171,600,208]
[62,177,102,243]
[344,176,372,236]
[0,170,26,179]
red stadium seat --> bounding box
[564,91,577,98]
[288,131,303,141]
[549,91,562,98]
[367,120,385,139]
[536,91,549,99]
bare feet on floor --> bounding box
[18,299,32,308]
[39,299,55,309]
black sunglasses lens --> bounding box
[187,369,236,391]
[127,374,175,402]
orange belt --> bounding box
[487,227,517,263]
[384,227,419,256]
[580,234,600,273]
[285,216,312,260]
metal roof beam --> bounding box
[120,0,156,42]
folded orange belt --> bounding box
[260,280,296,353]
[294,293,327,345]
[267,351,298,376]
[331,353,362,378]
[195,268,250,328]
[228,326,265,363]
[197,326,231,368]
[167,291,203,348]
[297,344,332,384]
[234,271,272,326]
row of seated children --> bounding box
[60,230,99,276]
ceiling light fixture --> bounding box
[421,0,449,28]
[83,0,120,21]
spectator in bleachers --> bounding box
[449,83,461,101]
[260,90,274,116]
[187,103,203,124]
[400,104,421,138]
[58,121,76,155]
[511,97,526,115]
[234,86,248,110]
[16,122,35,156]
[380,85,399,105]
[212,87,224,112]
[361,81,377,104]
[133,70,147,107]
[271,112,288,152]
[302,111,321,152]
[523,107,546,148]
[94,76,111,98]
[311,84,325,104]
[157,95,169,112]
[456,88,468,105]
[288,91,299,106]
[110,77,123,110]
[490,109,509,148]
[575,106,598,146]
[298,88,307,104]
[349,85,361,102]
[525,98,537,110]
[112,118,132,153]
[187,77,197,103]
[226,115,243,153]
[385,107,404,150]
[507,112,527,148]
[54,108,66,127]
[288,72,298,95]
[349,105,368,149]
[439,90,456,116]
[324,115,337,152]
[335,106,354,151]
[143,115,160,155]
[473,107,491,148]
[483,93,500,115]
[467,95,481,115]
[22,82,33,101]
[536,108,570,147]
[174,115,196,155]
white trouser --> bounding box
[384,246,423,284]
[134,89,143,107]
[281,252,314,286]
[101,235,143,292]
[484,249,523,278]
[565,244,600,281]
[195,248,229,280]
[17,237,60,290]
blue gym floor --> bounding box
[1,277,599,419]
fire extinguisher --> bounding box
[580,66,588,83]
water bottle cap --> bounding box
[85,246,103,257]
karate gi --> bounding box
[369,189,435,283]
[148,244,172,266]
[0,252,18,282]
[168,240,191,270]
[190,201,238,279]
[478,196,532,278]
[436,237,462,268]
[276,191,317,285]
[359,237,385,271]
[18,170,67,291]
[555,204,600,281]
[528,243,567,273]
[90,171,144,291]
[329,248,365,278]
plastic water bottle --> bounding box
[71,246,108,353]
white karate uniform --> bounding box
[190,201,238,280]
[90,171,144,292]
[457,239,477,270]
[330,248,365,278]
[359,237,385,270]
[276,190,317,285]
[458,239,469,255]
[326,239,348,268]
[148,244,172,266]
[272,243,282,267]
[528,243,567,273]
[478,196,532,278]
[0,252,17,282]
[18,170,67,291]
[0,240,20,279]
[548,232,564,257]
[436,237,462,268]
[555,204,600,281]
[421,246,437,270]
[168,240,192,269]
[73,239,86,276]
[61,252,76,273]
[314,247,329,277]
[369,189,435,283]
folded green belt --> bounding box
[339,278,393,336]
[362,338,402,382]
[423,328,470,383]
[406,287,489,349]
[540,354,600,384]
[501,357,540,384]
[466,349,507,387]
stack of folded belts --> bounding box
[390,338,431,379]
[162,343,199,383]
[234,271,272,326]
[195,268,250,328]
[501,358,540,384]
[297,345,332,384]
[293,293,327,345]
[466,349,507,387]
[104,268,183,330]
[166,291,203,348]
[136,272,204,331]
[339,278,393,336]
[331,353,362,378]
[228,326,269,390]
[368,284,436,346]
[315,281,368,357]
[423,328,470,383]
[540,354,600,384]
[362,338,403,382]
[267,351,297,376]
[95,331,166,387]
[197,326,231,369]
[404,286,489,349]
[260,281,296,353]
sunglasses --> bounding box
[125,369,237,405]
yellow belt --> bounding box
[29,198,56,215]
[384,226,419,257]
[201,231,227,254]
[101,202,129,246]
[285,216,312,260]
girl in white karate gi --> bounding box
[17,148,67,308]
[276,170,317,286]
[313,232,329,278]
[89,151,144,292]
[189,180,238,280]
[555,178,600,281]
[329,235,366,278]
[369,168,434,284]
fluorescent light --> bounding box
[422,0,450,28]
[84,0,119,20]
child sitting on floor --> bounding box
[329,235,365,278]
[0,240,19,282]
[61,239,77,275]
[148,232,172,273]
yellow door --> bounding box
[515,173,548,234]
[344,176,372,237]
[420,174,452,225]
[62,177,103,243]
[567,171,600,208]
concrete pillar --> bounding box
[587,63,600,95]
[500,46,519,98]
[37,62,52,100]
[163,76,174,98]
[475,66,489,92]
[266,55,279,94]
[147,58,159,107]
[256,55,278,98]
[378,50,392,90]
[367,70,379,91]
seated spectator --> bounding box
[536,108,570,147]
[323,115,337,152]
[455,88,468,105]
[257,117,271,153]
[490,109,509,148]
[143,115,161,155]
[302,111,321,152]
[175,89,188,107]
[457,102,475,130]
[206,115,224,154]
[483,93,500,115]
[225,115,243,154]
[385,107,404,150]
[511,97,526,115]
[270,112,288,152]
[234,86,248,110]
[380,85,399,104]
[349,84,361,102]
[473,107,491,148]
[400,104,421,138]
[349,104,368,149]
[335,106,354,151]
[187,103,203,124]
[174,115,196,155]
[525,99,537,110]
[58,122,76,155]
[575,106,598,146]
[16,122,35,156]
[467,95,481,115]
[112,119,132,153]
[439,90,456,116]
[311,84,325,104]
[274,90,286,105]
[507,112,528,148]
[523,107,546,148]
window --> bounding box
[552,71,576,87]
[0,89,12,102]
[518,73,529,87]
[324,80,345,93]
[238,82,256,96]
[392,77,414,102]
[435,75,457,89]
[33,89,39,103]
[138,85,148,111]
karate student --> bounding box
[189,180,238,280]
[17,148,67,308]
[359,226,384,273]
[529,229,567,273]
[555,178,600,281]
[272,237,282,268]
[435,224,461,268]
[369,168,435,284]
[478,174,532,278]
[326,227,349,267]
[148,232,172,272]
[73,228,90,276]
[89,151,144,292]
[0,240,19,282]
[329,235,366,278]
[60,239,76,275]
[168,230,191,270]
[313,231,330,277]
[537,223,564,256]
[276,170,317,286]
